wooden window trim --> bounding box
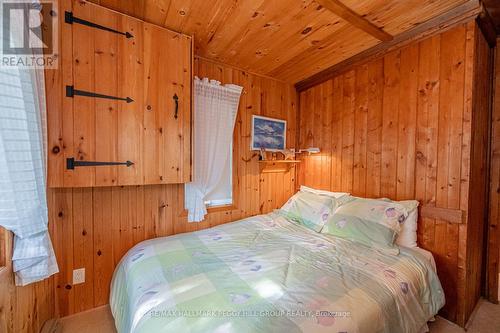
[0,227,7,270]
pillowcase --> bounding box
[333,197,410,233]
[397,208,418,248]
[321,212,399,254]
[320,197,412,254]
[378,198,419,248]
[279,191,337,232]
[300,185,349,199]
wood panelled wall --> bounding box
[487,38,500,303]
[297,21,492,326]
[46,57,297,318]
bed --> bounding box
[110,211,444,333]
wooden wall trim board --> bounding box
[295,0,482,92]
[195,55,289,84]
[0,228,5,268]
[487,38,500,304]
[420,206,465,224]
[477,4,497,48]
[464,22,494,324]
[296,21,492,326]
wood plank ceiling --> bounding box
[88,0,472,83]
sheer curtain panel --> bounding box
[185,77,243,222]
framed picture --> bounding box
[251,115,286,151]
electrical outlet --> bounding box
[73,268,85,285]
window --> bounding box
[184,77,242,222]
[204,142,233,207]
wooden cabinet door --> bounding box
[69,1,146,187]
[47,0,191,187]
[143,23,192,185]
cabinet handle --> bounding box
[173,94,179,119]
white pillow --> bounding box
[380,199,419,248]
[300,185,349,199]
[396,206,418,248]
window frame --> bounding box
[0,227,7,270]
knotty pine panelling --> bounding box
[297,21,492,326]
[86,0,474,83]
[47,58,297,318]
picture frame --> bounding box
[251,115,286,151]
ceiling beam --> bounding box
[296,0,482,92]
[315,0,393,42]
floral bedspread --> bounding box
[110,212,444,333]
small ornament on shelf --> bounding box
[281,148,296,160]
[259,148,266,161]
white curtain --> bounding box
[185,77,243,222]
[0,1,58,285]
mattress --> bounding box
[110,212,445,333]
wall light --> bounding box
[298,147,320,155]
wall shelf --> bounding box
[258,160,300,173]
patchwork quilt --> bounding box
[110,213,445,333]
